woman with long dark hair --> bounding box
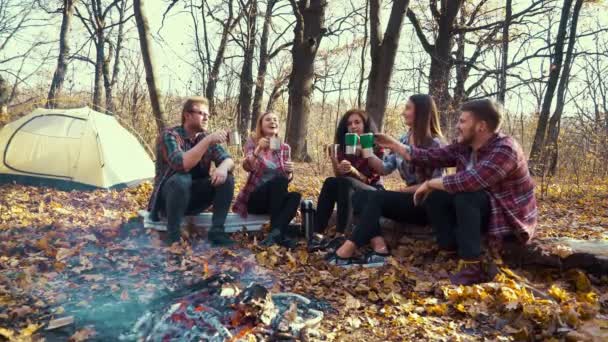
[326,94,444,267]
[314,109,384,236]
[233,112,301,247]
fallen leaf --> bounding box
[69,327,96,342]
[46,316,74,330]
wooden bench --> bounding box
[138,210,273,233]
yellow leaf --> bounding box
[548,284,570,303]
[0,327,14,339]
[455,303,466,313]
[426,304,448,316]
[345,293,361,310]
[20,323,40,337]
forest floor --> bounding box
[1,163,607,341]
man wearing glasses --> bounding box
[147,96,236,246]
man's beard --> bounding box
[190,121,205,132]
[458,130,474,145]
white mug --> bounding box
[270,136,281,151]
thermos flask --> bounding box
[300,199,315,243]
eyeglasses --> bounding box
[188,110,209,116]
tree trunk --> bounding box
[0,74,8,116]
[251,0,276,129]
[134,0,167,132]
[529,0,574,173]
[427,1,462,131]
[286,0,327,161]
[497,0,512,104]
[237,0,257,139]
[103,0,127,114]
[364,0,410,129]
[92,25,105,110]
[266,75,289,112]
[545,0,583,176]
[357,0,369,109]
[47,0,75,109]
[205,0,239,115]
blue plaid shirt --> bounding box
[147,125,231,215]
[383,132,443,185]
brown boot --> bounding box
[449,260,487,286]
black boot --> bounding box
[259,228,282,247]
[208,225,236,247]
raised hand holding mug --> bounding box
[227,129,241,146]
[360,133,374,158]
[345,133,359,155]
[270,136,282,151]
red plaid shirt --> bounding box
[411,133,537,245]
[337,146,384,187]
[233,137,292,217]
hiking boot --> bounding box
[208,226,236,247]
[260,229,298,249]
[449,260,487,286]
[259,229,282,247]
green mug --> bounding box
[360,133,374,158]
[345,133,358,155]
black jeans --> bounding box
[314,176,378,234]
[160,173,235,240]
[247,176,302,232]
[350,190,428,247]
[424,190,490,259]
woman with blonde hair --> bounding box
[233,112,301,247]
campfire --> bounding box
[121,274,324,341]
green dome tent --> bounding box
[0,107,154,190]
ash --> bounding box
[121,274,324,341]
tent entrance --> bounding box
[3,114,86,179]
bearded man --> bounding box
[147,96,236,246]
[376,98,537,285]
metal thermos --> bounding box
[300,199,315,243]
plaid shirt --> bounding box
[383,132,443,185]
[233,137,292,217]
[147,126,231,216]
[411,133,537,245]
[337,146,385,188]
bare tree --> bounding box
[529,0,575,172]
[47,0,75,108]
[202,0,246,114]
[544,0,584,175]
[285,0,327,161]
[102,0,128,113]
[236,0,257,139]
[0,74,8,115]
[74,0,132,111]
[365,0,410,129]
[251,0,293,129]
[497,0,512,104]
[134,0,167,132]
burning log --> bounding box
[121,273,326,341]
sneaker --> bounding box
[449,260,487,286]
[360,251,390,268]
[324,252,362,268]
